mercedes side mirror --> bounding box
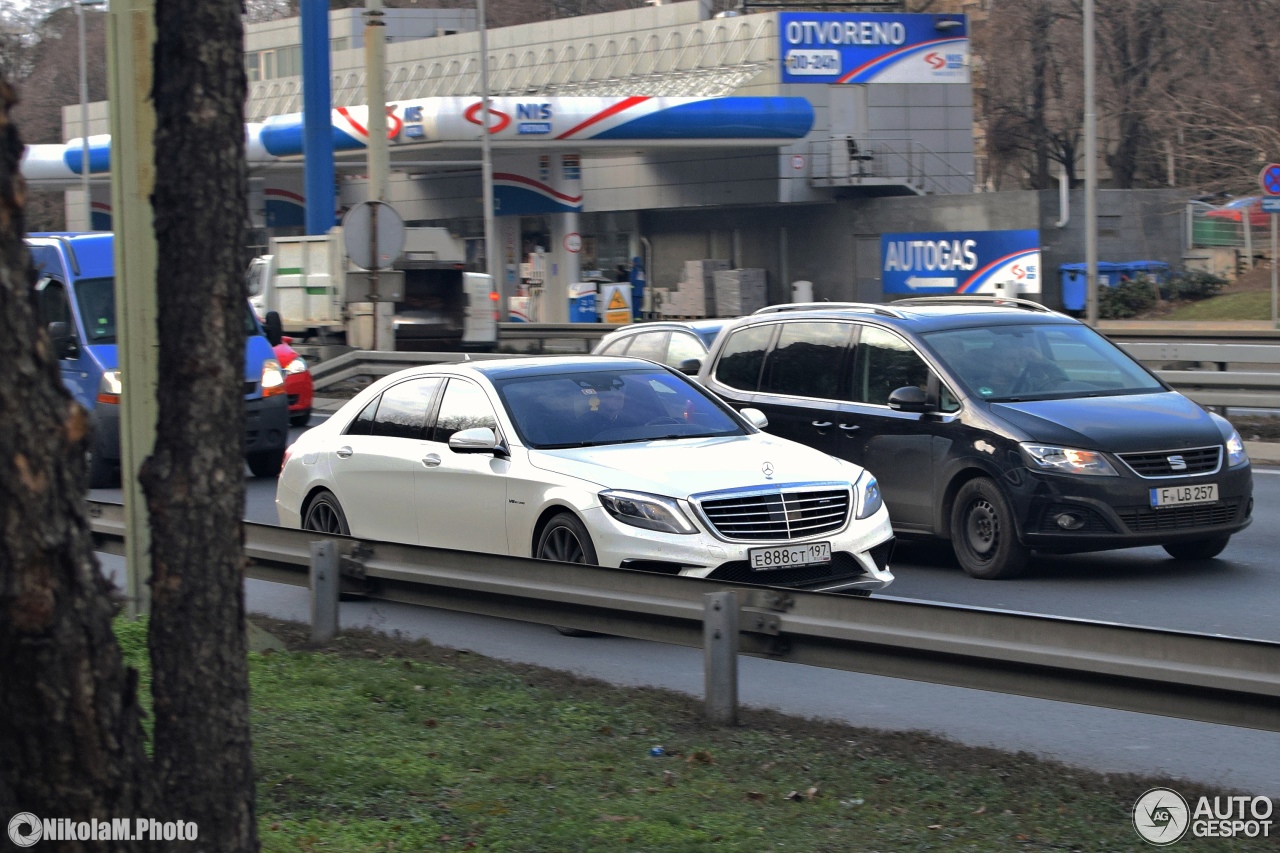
[740,407,769,429]
[676,357,702,376]
[449,427,499,454]
[887,386,931,413]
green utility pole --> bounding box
[106,0,157,618]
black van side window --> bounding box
[853,327,932,406]
[714,324,775,392]
[760,322,851,400]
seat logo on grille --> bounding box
[1167,455,1187,471]
[762,461,774,479]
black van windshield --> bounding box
[922,324,1165,402]
[73,278,260,345]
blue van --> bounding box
[27,233,290,487]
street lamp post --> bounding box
[77,0,105,230]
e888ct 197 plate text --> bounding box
[749,541,831,571]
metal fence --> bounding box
[87,500,1280,732]
[1187,201,1269,253]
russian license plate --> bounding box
[749,541,832,570]
[1150,483,1218,508]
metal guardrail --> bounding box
[308,337,1280,409]
[1120,341,1280,409]
[86,500,1280,733]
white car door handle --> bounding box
[422,453,442,468]
[335,446,353,458]
[811,421,833,428]
[839,423,860,431]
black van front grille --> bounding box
[1117,446,1221,478]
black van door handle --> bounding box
[839,423,860,431]
[811,421,833,428]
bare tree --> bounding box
[0,75,157,853]
[145,0,260,849]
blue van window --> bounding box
[73,278,116,343]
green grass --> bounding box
[114,618,1261,852]
[1164,291,1272,320]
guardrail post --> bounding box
[703,590,738,726]
[310,540,340,643]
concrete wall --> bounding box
[636,189,1189,313]
[1037,188,1188,308]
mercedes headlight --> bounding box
[600,490,697,535]
[855,471,883,520]
[1226,429,1248,468]
[261,359,285,396]
[1021,443,1118,476]
[284,356,309,375]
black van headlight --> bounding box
[1021,443,1118,476]
[1227,430,1249,468]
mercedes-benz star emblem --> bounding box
[762,461,774,479]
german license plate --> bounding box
[1150,483,1218,508]
[749,541,832,570]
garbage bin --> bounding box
[567,282,598,323]
[1059,262,1123,311]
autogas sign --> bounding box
[780,13,969,85]
[881,229,1041,295]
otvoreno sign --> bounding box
[881,230,1041,295]
[780,13,969,85]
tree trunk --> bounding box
[0,77,157,851]
[143,2,259,850]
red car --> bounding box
[1203,196,1269,228]
[273,337,314,427]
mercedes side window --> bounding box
[760,322,851,400]
[623,331,668,362]
[368,377,442,440]
[853,327,936,407]
[713,323,775,392]
[433,379,499,444]
[665,332,705,368]
[345,397,379,436]
[598,336,631,356]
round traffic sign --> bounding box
[563,232,582,253]
[1260,163,1280,196]
[342,201,405,270]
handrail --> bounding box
[752,302,905,318]
[891,295,1058,314]
[86,499,1280,733]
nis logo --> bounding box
[517,103,553,135]
[924,52,965,70]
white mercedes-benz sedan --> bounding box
[277,356,895,594]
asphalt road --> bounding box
[88,421,1280,793]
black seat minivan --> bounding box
[696,297,1253,579]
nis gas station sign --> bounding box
[880,230,1041,296]
[780,13,969,85]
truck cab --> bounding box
[27,233,290,487]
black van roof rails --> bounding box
[753,301,905,319]
[891,295,1058,314]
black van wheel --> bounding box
[536,512,600,637]
[1163,536,1230,561]
[950,478,1029,580]
[247,448,285,478]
